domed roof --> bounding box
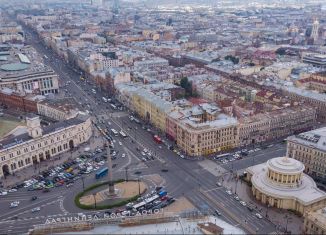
[267,157,304,174]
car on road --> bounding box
[43,188,50,193]
[8,188,17,193]
[31,196,38,201]
[161,169,169,172]
[118,142,122,146]
[10,201,20,208]
[216,182,222,187]
[255,213,263,219]
[226,190,232,195]
[213,209,221,216]
[122,153,126,158]
[180,155,185,159]
[234,195,240,201]
[239,201,247,206]
[32,207,41,213]
[0,191,8,196]
[142,157,147,162]
[141,152,146,156]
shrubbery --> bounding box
[74,179,144,210]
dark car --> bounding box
[31,196,38,201]
[43,188,50,193]
[155,186,163,192]
[213,210,221,216]
[161,169,168,172]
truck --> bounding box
[158,190,167,198]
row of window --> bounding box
[0,130,78,162]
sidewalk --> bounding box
[1,133,105,189]
[223,175,304,234]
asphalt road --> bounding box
[0,23,282,234]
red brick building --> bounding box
[0,89,38,113]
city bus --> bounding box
[111,129,118,136]
[119,131,127,138]
[153,135,162,144]
[132,201,146,211]
[95,167,108,179]
[215,153,231,159]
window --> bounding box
[17,150,21,155]
[9,153,13,158]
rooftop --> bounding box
[0,114,89,151]
[0,46,54,79]
[287,127,326,152]
[267,157,305,174]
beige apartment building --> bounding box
[37,98,79,121]
[0,113,92,178]
[170,104,239,156]
[176,117,239,156]
[238,106,316,146]
[304,207,326,235]
[287,127,326,183]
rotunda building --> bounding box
[246,156,326,215]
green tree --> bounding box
[275,48,286,56]
[224,55,239,64]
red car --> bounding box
[160,196,168,201]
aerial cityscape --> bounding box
[0,0,325,234]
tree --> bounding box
[180,77,188,89]
[275,48,286,56]
[179,77,194,97]
[224,55,239,64]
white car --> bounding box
[122,154,126,158]
[180,155,185,159]
[143,149,148,153]
[255,213,263,219]
[141,152,146,156]
[9,188,17,193]
[32,207,41,213]
[239,201,247,206]
[10,201,20,208]
[119,142,122,146]
[234,195,240,201]
[226,190,232,195]
[0,191,8,196]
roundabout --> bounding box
[75,179,147,210]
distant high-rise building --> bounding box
[113,0,119,14]
[311,19,319,42]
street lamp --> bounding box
[137,178,141,195]
[81,176,85,191]
[92,193,97,209]
[234,175,238,195]
[125,166,129,182]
